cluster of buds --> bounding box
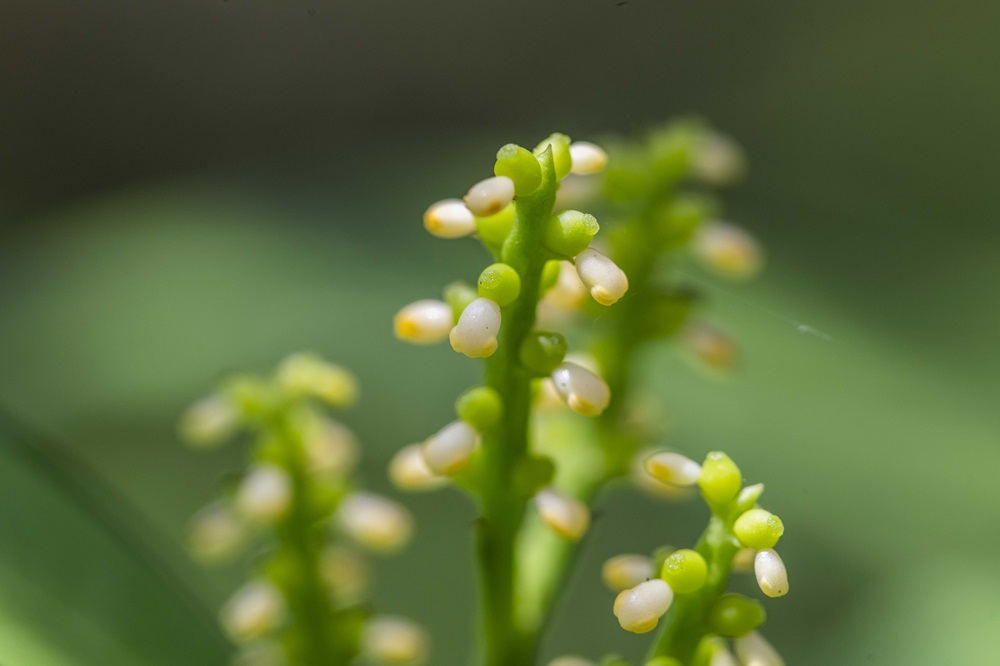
[180,353,428,666]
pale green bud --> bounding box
[443,281,477,320]
[276,353,358,407]
[735,483,765,513]
[455,386,503,431]
[478,263,521,306]
[544,210,600,258]
[660,548,708,594]
[519,331,568,375]
[707,593,766,638]
[733,508,784,550]
[475,203,516,248]
[494,143,542,195]
[698,451,742,505]
[534,133,573,179]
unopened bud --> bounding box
[734,632,785,666]
[321,545,371,605]
[276,353,358,407]
[733,508,784,550]
[186,502,246,563]
[613,579,674,634]
[693,222,762,280]
[338,492,413,553]
[692,131,745,186]
[534,487,590,540]
[494,143,543,196]
[643,451,702,487]
[542,260,588,310]
[534,133,573,180]
[450,297,502,358]
[464,176,515,218]
[575,248,628,306]
[550,361,610,416]
[754,548,789,598]
[179,394,240,448]
[423,199,476,239]
[394,299,454,344]
[235,465,292,523]
[422,420,478,475]
[602,554,654,592]
[220,580,284,643]
[569,141,609,175]
[545,210,600,258]
[698,451,742,505]
[660,549,708,594]
[304,418,359,478]
[390,443,449,492]
[362,616,430,665]
[478,263,521,306]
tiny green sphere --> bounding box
[443,281,478,320]
[707,594,766,638]
[534,133,573,180]
[645,659,683,666]
[478,263,522,306]
[544,210,600,258]
[519,331,568,375]
[494,143,542,196]
[475,204,516,249]
[733,508,785,549]
[660,549,708,594]
[698,451,742,505]
[455,386,503,431]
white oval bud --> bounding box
[321,545,370,605]
[534,487,590,540]
[421,421,478,475]
[362,616,430,665]
[547,657,596,666]
[186,502,246,563]
[550,361,610,416]
[449,297,501,358]
[220,580,284,643]
[390,443,450,491]
[601,554,654,592]
[338,492,413,553]
[277,353,358,407]
[569,141,608,175]
[692,132,745,186]
[423,198,476,239]
[394,299,455,344]
[235,465,292,522]
[754,548,789,598]
[179,394,240,448]
[463,176,515,217]
[692,221,763,280]
[613,579,674,634]
[543,260,588,310]
[631,449,695,501]
[574,248,628,306]
[734,631,785,666]
[304,418,359,478]
[643,451,702,487]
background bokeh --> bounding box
[1,1,999,663]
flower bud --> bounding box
[450,297,502,358]
[235,465,292,523]
[220,580,284,643]
[338,492,413,553]
[534,133,573,180]
[547,658,596,666]
[475,203,516,248]
[535,377,566,411]
[569,141,609,175]
[692,131,745,186]
[186,502,246,563]
[422,420,479,475]
[534,487,590,540]
[464,176,515,217]
[276,353,358,407]
[754,548,789,598]
[708,594,766,638]
[304,417,359,478]
[179,394,240,448]
[734,632,785,666]
[692,222,763,280]
[660,549,708,594]
[735,483,765,513]
[698,451,742,505]
[550,361,610,416]
[321,545,371,605]
[443,281,478,320]
[520,331,568,375]
[683,322,739,373]
[455,386,503,431]
[574,248,628,306]
[613,579,674,634]
[423,198,476,238]
[494,143,542,195]
[542,260,588,310]
[362,616,430,665]
[394,299,454,344]
[643,452,702,487]
[389,443,449,492]
[733,509,784,550]
[478,263,521,306]
[602,554,654,592]
[544,210,600,258]
[709,645,739,666]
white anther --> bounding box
[422,420,478,475]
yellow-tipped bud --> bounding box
[643,451,702,487]
[362,616,430,665]
[693,221,763,281]
[734,631,785,666]
[423,199,476,239]
[534,487,590,540]
[569,141,609,175]
[338,492,413,554]
[422,420,478,475]
[574,248,629,306]
[235,465,292,523]
[464,176,515,217]
[220,580,284,643]
[613,579,674,634]
[450,297,502,358]
[394,299,455,344]
[390,443,449,491]
[186,502,246,563]
[602,554,654,592]
[754,548,789,598]
[550,361,610,416]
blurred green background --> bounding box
[1,0,999,663]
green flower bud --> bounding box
[520,331,568,375]
[660,548,708,594]
[534,133,573,180]
[475,203,516,250]
[443,281,477,320]
[455,386,503,431]
[514,455,556,497]
[478,263,522,306]
[659,194,716,249]
[541,260,561,292]
[707,594,766,638]
[544,210,600,258]
[735,483,765,513]
[733,508,784,550]
[698,451,742,505]
[494,143,542,196]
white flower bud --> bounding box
[338,492,413,553]
[754,549,789,598]
[390,443,450,491]
[732,547,757,573]
[235,465,292,523]
[643,452,702,487]
[304,418,359,478]
[574,248,628,306]
[449,297,501,358]
[692,221,763,280]
[277,353,357,407]
[709,644,739,666]
[569,141,608,175]
[550,361,610,416]
[179,394,240,448]
[186,502,246,563]
[534,487,590,540]
[422,421,478,475]
[393,299,455,344]
[423,198,477,239]
[734,631,785,666]
[543,260,588,310]
[613,579,674,634]
[631,449,694,501]
[601,554,654,592]
[463,176,515,217]
[547,657,596,666]
[220,580,284,643]
[362,616,430,665]
[535,377,567,411]
[321,545,370,605]
[692,132,745,186]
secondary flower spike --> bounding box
[574,247,629,305]
[450,297,502,358]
